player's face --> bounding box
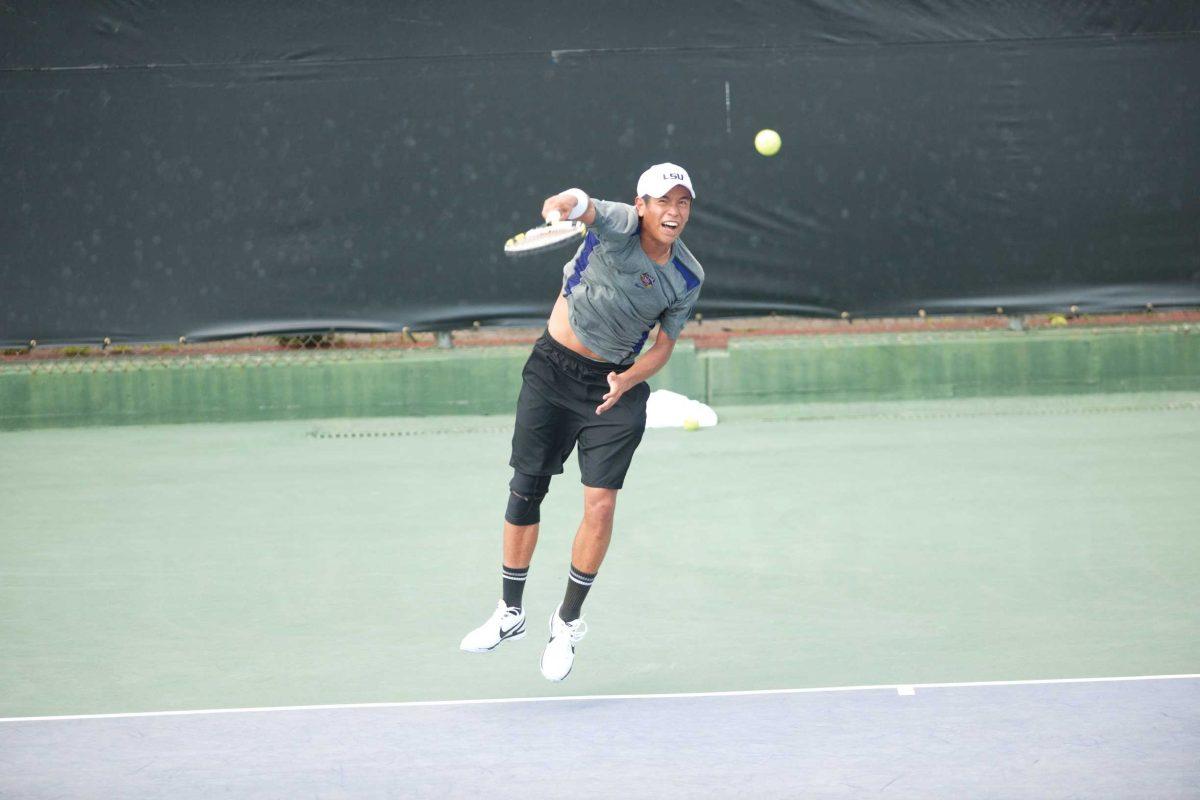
[636,185,692,247]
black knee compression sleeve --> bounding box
[505,472,551,526]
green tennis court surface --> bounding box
[2,392,1197,719]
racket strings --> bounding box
[505,220,586,254]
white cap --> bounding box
[636,162,696,199]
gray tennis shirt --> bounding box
[560,200,704,365]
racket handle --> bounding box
[546,209,562,224]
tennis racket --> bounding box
[503,210,587,258]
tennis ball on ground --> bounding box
[754,129,781,156]
[683,417,701,431]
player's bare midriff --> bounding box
[547,293,608,362]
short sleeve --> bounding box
[659,284,701,340]
[587,200,639,242]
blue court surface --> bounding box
[2,676,1197,799]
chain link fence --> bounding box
[0,329,531,375]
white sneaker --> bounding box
[539,606,588,681]
[459,600,526,653]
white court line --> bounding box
[2,673,1197,724]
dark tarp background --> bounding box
[2,2,1198,344]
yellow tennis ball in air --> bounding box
[754,129,781,157]
[683,417,701,431]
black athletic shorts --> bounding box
[509,332,650,490]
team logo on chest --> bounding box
[638,272,655,288]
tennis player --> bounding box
[460,163,704,681]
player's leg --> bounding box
[460,482,549,653]
[573,487,618,572]
[462,340,578,653]
[504,520,539,567]
[562,485,617,616]
[540,381,648,679]
[502,347,580,606]
[500,470,552,609]
[559,379,649,619]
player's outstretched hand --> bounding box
[596,371,628,415]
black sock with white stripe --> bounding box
[502,565,528,610]
[559,564,596,622]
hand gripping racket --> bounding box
[503,210,587,258]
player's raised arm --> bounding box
[542,189,596,226]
